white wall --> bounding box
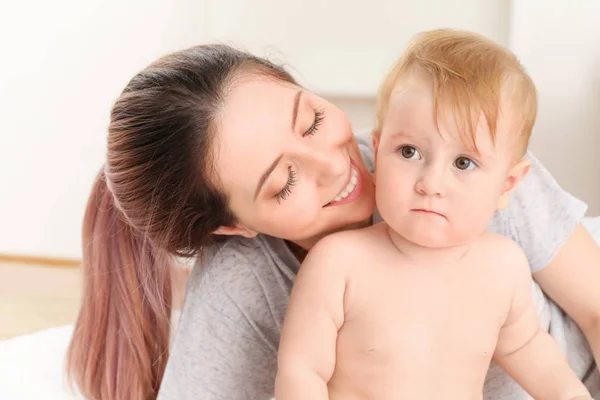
[204,0,509,97]
[0,0,209,258]
[7,0,597,259]
[510,0,600,214]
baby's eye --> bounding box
[399,146,422,160]
[454,157,477,171]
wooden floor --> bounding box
[0,259,190,341]
[0,262,82,340]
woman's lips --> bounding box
[324,159,364,207]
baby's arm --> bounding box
[493,241,591,400]
[275,237,347,400]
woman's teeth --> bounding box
[333,168,358,202]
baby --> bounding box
[274,29,592,400]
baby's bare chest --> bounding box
[340,258,512,362]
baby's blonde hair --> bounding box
[374,29,538,156]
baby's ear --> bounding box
[497,158,532,210]
[371,130,380,152]
[371,131,380,176]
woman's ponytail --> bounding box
[67,170,173,400]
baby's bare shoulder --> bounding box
[475,231,530,274]
[307,223,387,265]
[477,230,520,248]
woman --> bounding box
[67,44,600,400]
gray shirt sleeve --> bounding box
[355,131,375,173]
[158,239,285,400]
[490,151,588,272]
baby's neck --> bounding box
[386,226,471,265]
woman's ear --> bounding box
[213,225,258,238]
[497,158,532,210]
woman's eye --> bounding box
[454,157,477,171]
[275,166,297,203]
[399,145,421,160]
[303,108,325,137]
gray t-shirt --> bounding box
[159,134,595,400]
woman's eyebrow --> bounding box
[254,154,284,201]
[291,90,303,131]
[254,90,303,202]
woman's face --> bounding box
[214,78,376,247]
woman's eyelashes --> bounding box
[303,108,325,137]
[275,166,297,203]
[274,107,325,203]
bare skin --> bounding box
[330,226,516,400]
[277,223,590,400]
[275,71,592,399]
[208,74,600,389]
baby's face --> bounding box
[374,75,519,248]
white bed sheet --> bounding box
[0,325,83,399]
[1,217,599,399]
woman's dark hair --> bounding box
[67,44,297,400]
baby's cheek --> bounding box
[377,172,407,199]
[378,190,408,222]
[453,205,493,237]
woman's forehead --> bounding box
[220,79,300,140]
[213,79,301,191]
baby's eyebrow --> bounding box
[388,130,421,141]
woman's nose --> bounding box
[298,145,346,187]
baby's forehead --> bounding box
[383,96,517,158]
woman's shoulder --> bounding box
[355,131,375,173]
[163,236,291,398]
[488,151,587,272]
[189,235,298,291]
[182,235,298,325]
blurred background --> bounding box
[0,0,599,261]
[0,0,598,397]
